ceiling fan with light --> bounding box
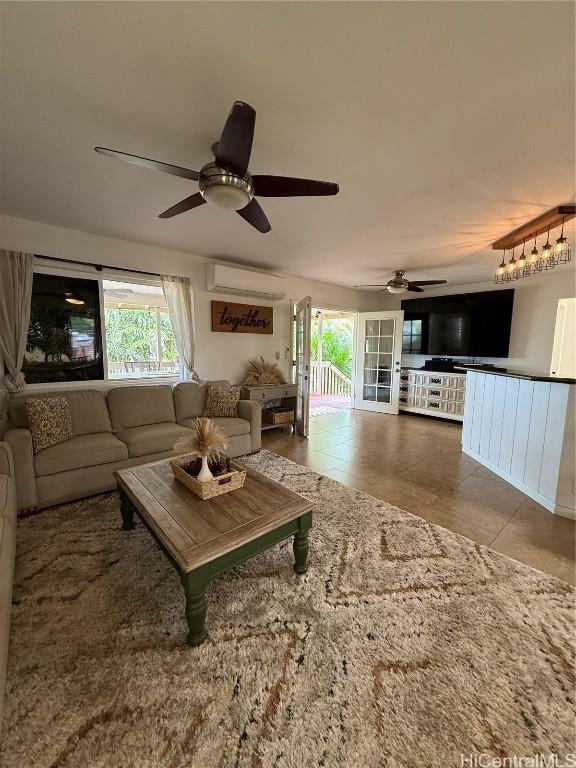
[355,270,447,294]
[95,101,339,234]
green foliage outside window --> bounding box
[311,318,354,379]
[105,307,177,363]
[159,312,178,361]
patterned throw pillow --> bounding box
[204,385,241,418]
[25,397,73,454]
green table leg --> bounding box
[180,568,210,647]
[119,491,136,530]
[293,511,312,574]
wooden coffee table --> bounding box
[115,458,313,646]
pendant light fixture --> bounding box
[541,226,555,269]
[495,251,506,280]
[507,248,518,278]
[528,234,539,274]
[555,218,571,264]
[517,238,527,272]
[494,250,507,283]
[492,204,575,283]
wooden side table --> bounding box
[240,384,298,432]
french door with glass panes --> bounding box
[294,296,312,436]
[354,311,404,414]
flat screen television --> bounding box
[401,289,514,358]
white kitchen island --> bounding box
[461,369,575,519]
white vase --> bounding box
[197,455,214,483]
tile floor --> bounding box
[261,408,576,585]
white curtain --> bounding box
[0,250,34,393]
[161,275,196,378]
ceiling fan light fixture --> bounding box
[199,165,254,210]
[65,292,85,305]
[387,285,408,294]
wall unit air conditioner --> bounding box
[205,263,286,302]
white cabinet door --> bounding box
[294,296,312,437]
[551,298,576,378]
[354,311,404,414]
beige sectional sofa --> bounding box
[4,381,261,511]
[0,442,16,731]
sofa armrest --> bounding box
[0,443,14,478]
[4,428,37,510]
[237,400,261,453]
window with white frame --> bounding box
[102,280,179,379]
[20,270,181,385]
[23,271,104,384]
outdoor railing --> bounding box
[310,361,352,396]
[108,360,178,378]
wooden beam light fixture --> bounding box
[494,204,574,284]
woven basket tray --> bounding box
[263,408,295,425]
[170,453,246,501]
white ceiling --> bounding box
[1,1,574,288]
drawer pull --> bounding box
[400,386,408,392]
[429,401,440,408]
[399,397,407,403]
[430,389,440,396]
[430,377,441,384]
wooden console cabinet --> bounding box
[240,384,298,431]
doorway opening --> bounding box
[310,307,355,417]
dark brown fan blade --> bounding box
[408,280,448,286]
[253,175,339,197]
[215,101,255,176]
[158,193,206,219]
[407,285,425,292]
[237,198,271,233]
[95,147,200,180]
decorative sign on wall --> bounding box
[211,301,273,335]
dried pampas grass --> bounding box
[243,356,286,386]
[174,417,228,460]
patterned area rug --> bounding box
[2,450,575,767]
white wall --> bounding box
[0,212,380,387]
[381,270,576,374]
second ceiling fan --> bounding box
[356,270,447,294]
[95,101,339,233]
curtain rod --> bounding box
[35,254,163,278]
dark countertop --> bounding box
[454,366,575,385]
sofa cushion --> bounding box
[26,397,73,454]
[9,389,112,436]
[173,380,229,422]
[116,423,191,458]
[204,385,241,418]
[66,390,113,435]
[0,476,16,527]
[179,416,250,438]
[34,433,129,477]
[107,385,176,431]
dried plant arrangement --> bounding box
[243,356,286,386]
[174,417,229,482]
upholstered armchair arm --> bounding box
[4,428,37,510]
[0,442,14,478]
[237,400,261,453]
